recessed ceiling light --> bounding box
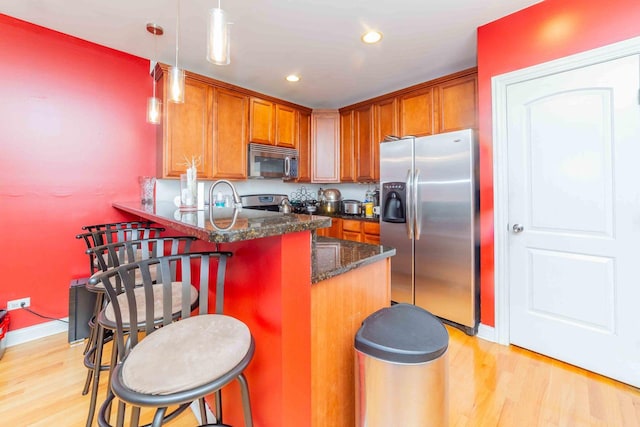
[361,30,383,44]
[286,74,301,82]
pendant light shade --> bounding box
[207,7,230,65]
[146,23,163,125]
[168,66,185,103]
[147,96,162,124]
[169,0,186,103]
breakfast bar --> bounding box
[113,201,394,427]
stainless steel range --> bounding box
[240,194,288,212]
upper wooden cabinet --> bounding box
[157,64,311,180]
[373,98,397,181]
[212,88,249,179]
[249,97,274,145]
[161,75,213,178]
[398,87,435,138]
[249,98,299,148]
[340,110,356,182]
[311,110,340,183]
[355,105,375,182]
[275,104,298,148]
[297,110,312,182]
[434,74,478,133]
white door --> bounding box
[506,54,640,387]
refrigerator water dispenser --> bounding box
[382,182,406,223]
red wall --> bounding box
[477,0,640,325]
[0,15,156,330]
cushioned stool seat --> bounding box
[122,314,251,395]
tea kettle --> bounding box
[279,198,292,213]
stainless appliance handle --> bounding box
[414,169,421,240]
[406,169,414,239]
[284,157,290,176]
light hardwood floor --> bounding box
[0,326,639,426]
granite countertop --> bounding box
[311,237,395,284]
[114,201,394,284]
[114,201,331,243]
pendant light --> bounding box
[168,0,185,103]
[207,0,231,65]
[146,23,163,125]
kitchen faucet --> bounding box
[209,179,242,209]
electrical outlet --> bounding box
[7,297,30,311]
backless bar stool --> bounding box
[77,226,165,427]
[90,252,254,427]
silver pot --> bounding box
[323,188,342,201]
[342,199,362,215]
[320,200,341,214]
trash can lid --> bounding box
[355,303,449,364]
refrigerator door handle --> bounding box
[405,169,414,239]
[414,169,421,240]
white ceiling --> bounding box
[0,0,541,109]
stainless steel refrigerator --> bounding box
[380,129,478,335]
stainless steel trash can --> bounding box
[355,303,449,427]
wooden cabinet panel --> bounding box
[317,217,341,238]
[212,88,248,179]
[363,221,380,244]
[311,260,390,427]
[374,98,397,181]
[163,76,213,178]
[311,110,340,183]
[342,230,362,242]
[435,74,478,133]
[275,104,298,148]
[362,221,380,236]
[339,110,356,182]
[399,87,435,137]
[355,105,374,182]
[297,110,312,182]
[341,219,362,233]
[249,97,274,144]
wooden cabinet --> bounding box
[362,221,380,244]
[297,110,312,182]
[399,87,435,138]
[249,97,274,145]
[341,219,363,242]
[355,105,375,182]
[212,88,248,179]
[340,219,380,244]
[311,110,340,183]
[161,75,213,178]
[317,216,379,243]
[157,64,311,180]
[434,74,477,133]
[339,110,356,182]
[275,104,298,148]
[249,98,299,148]
[317,217,341,238]
[311,260,390,427]
[373,98,397,181]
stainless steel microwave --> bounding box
[248,143,298,179]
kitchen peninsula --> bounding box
[113,201,394,427]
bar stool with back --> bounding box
[90,252,254,427]
[76,225,165,426]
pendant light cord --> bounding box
[175,0,180,69]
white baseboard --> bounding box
[476,323,497,343]
[6,318,69,347]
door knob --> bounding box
[512,224,524,233]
